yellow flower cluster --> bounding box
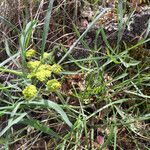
[27,60,41,69]
[46,79,61,92]
[27,61,52,81]
[26,49,36,59]
[50,64,62,74]
[27,60,62,82]
[22,85,38,100]
[34,70,51,82]
[23,50,62,100]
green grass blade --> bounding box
[58,8,110,64]
[26,99,72,127]
[117,0,124,45]
[0,113,27,137]
[86,98,129,120]
[40,0,55,56]
[0,67,23,76]
[0,16,20,32]
[20,20,37,51]
[4,39,19,68]
[0,51,20,67]
[20,20,37,72]
[145,18,150,38]
[22,118,61,139]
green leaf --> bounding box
[0,16,20,33]
[0,113,27,137]
[117,0,124,45]
[41,0,55,56]
[27,99,72,127]
[58,8,110,64]
[20,20,37,50]
[20,20,37,71]
[22,118,61,139]
[0,110,6,117]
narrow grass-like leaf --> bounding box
[112,73,128,82]
[41,0,54,56]
[26,99,72,127]
[86,98,129,120]
[0,111,6,117]
[22,118,61,139]
[0,67,23,76]
[5,39,19,67]
[0,16,20,32]
[100,125,114,150]
[0,51,20,67]
[101,28,115,54]
[73,24,90,49]
[20,20,37,71]
[117,0,124,45]
[0,113,27,137]
[145,18,150,38]
[125,90,150,99]
[20,20,37,50]
[58,8,110,64]
[126,38,150,51]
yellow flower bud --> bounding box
[27,61,52,82]
[22,85,38,100]
[46,79,61,92]
[38,64,51,71]
[40,52,51,61]
[27,61,41,69]
[27,73,34,79]
[26,49,36,59]
[43,52,50,59]
[51,64,62,74]
[35,70,51,81]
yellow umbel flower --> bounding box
[27,61,41,69]
[26,49,36,59]
[27,62,52,81]
[27,61,51,71]
[35,70,51,81]
[22,85,38,100]
[27,69,51,82]
[46,79,61,92]
[38,64,51,71]
[51,64,62,74]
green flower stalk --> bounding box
[22,85,38,100]
[26,49,36,59]
[0,67,23,76]
[46,79,61,92]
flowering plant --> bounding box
[22,50,62,100]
